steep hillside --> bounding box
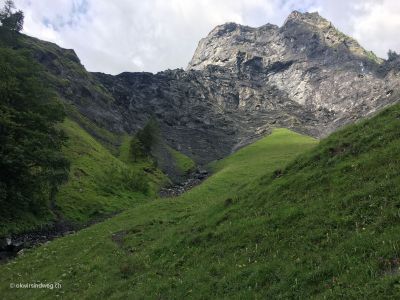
[55,118,167,223]
[0,114,168,236]
[0,129,313,294]
[0,103,398,298]
[14,34,124,137]
[0,39,173,236]
[1,33,204,236]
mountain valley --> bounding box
[1,8,400,299]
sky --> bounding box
[9,0,400,74]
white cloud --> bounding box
[350,1,400,58]
[9,0,400,74]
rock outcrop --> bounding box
[15,11,400,170]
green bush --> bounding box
[97,163,149,195]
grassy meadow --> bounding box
[1,104,400,299]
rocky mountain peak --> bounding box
[187,10,382,71]
[282,11,381,63]
[187,20,281,71]
[284,11,329,28]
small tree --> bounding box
[129,136,144,162]
[0,0,15,17]
[0,0,24,32]
[136,117,160,154]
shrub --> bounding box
[97,163,149,195]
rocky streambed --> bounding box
[159,169,209,198]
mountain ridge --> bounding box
[9,11,400,176]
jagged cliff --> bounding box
[13,11,400,170]
[186,11,397,128]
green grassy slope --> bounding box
[1,103,399,298]
[64,105,121,155]
[0,32,165,236]
[56,119,167,224]
[0,117,167,236]
[0,128,317,299]
[180,128,317,203]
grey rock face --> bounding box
[93,12,399,165]
[19,11,400,170]
[187,11,397,129]
[93,67,321,164]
